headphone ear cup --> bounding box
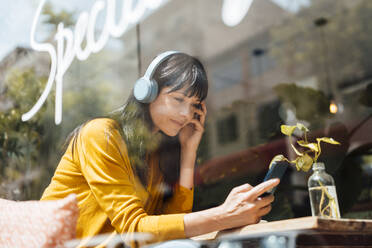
[134,77,158,103]
[147,79,159,103]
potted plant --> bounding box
[270,123,341,218]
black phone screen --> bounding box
[261,160,289,197]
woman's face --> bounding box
[149,86,201,136]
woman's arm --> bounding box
[162,147,195,214]
[184,179,279,237]
[178,102,207,189]
[179,147,197,189]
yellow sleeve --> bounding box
[163,184,194,214]
[77,119,186,242]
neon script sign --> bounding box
[22,0,252,125]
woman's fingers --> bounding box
[258,204,272,217]
[194,108,204,116]
[247,179,280,201]
[194,102,207,125]
[254,194,274,208]
[233,183,254,194]
[239,191,274,211]
[253,217,262,224]
[189,118,204,132]
[252,191,275,219]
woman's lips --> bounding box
[170,119,184,127]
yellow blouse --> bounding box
[41,118,193,244]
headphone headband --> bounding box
[143,51,181,79]
[134,50,182,103]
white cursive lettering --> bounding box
[21,0,57,123]
[22,0,168,124]
[221,0,253,27]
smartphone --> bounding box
[260,160,289,197]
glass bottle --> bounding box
[308,162,341,218]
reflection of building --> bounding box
[139,0,289,61]
[203,0,372,160]
[204,0,371,159]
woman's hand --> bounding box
[217,179,280,229]
[179,102,207,152]
[183,179,280,238]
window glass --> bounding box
[217,114,238,145]
[1,0,372,230]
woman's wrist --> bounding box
[180,142,198,154]
[179,146,197,189]
[180,147,197,167]
[184,205,226,237]
[212,205,227,230]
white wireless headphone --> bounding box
[134,51,181,103]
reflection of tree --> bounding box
[42,3,75,28]
[0,68,50,200]
[0,3,119,200]
[274,83,330,128]
[0,2,77,200]
[0,66,113,200]
[271,0,372,87]
[61,75,113,141]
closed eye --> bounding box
[192,103,201,109]
[174,97,184,102]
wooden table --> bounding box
[192,217,372,247]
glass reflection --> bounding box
[0,0,371,240]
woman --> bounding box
[41,52,279,246]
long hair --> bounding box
[67,53,208,194]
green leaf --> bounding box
[292,157,301,171]
[316,137,340,145]
[297,140,319,152]
[296,123,309,132]
[281,125,297,136]
[295,154,313,172]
